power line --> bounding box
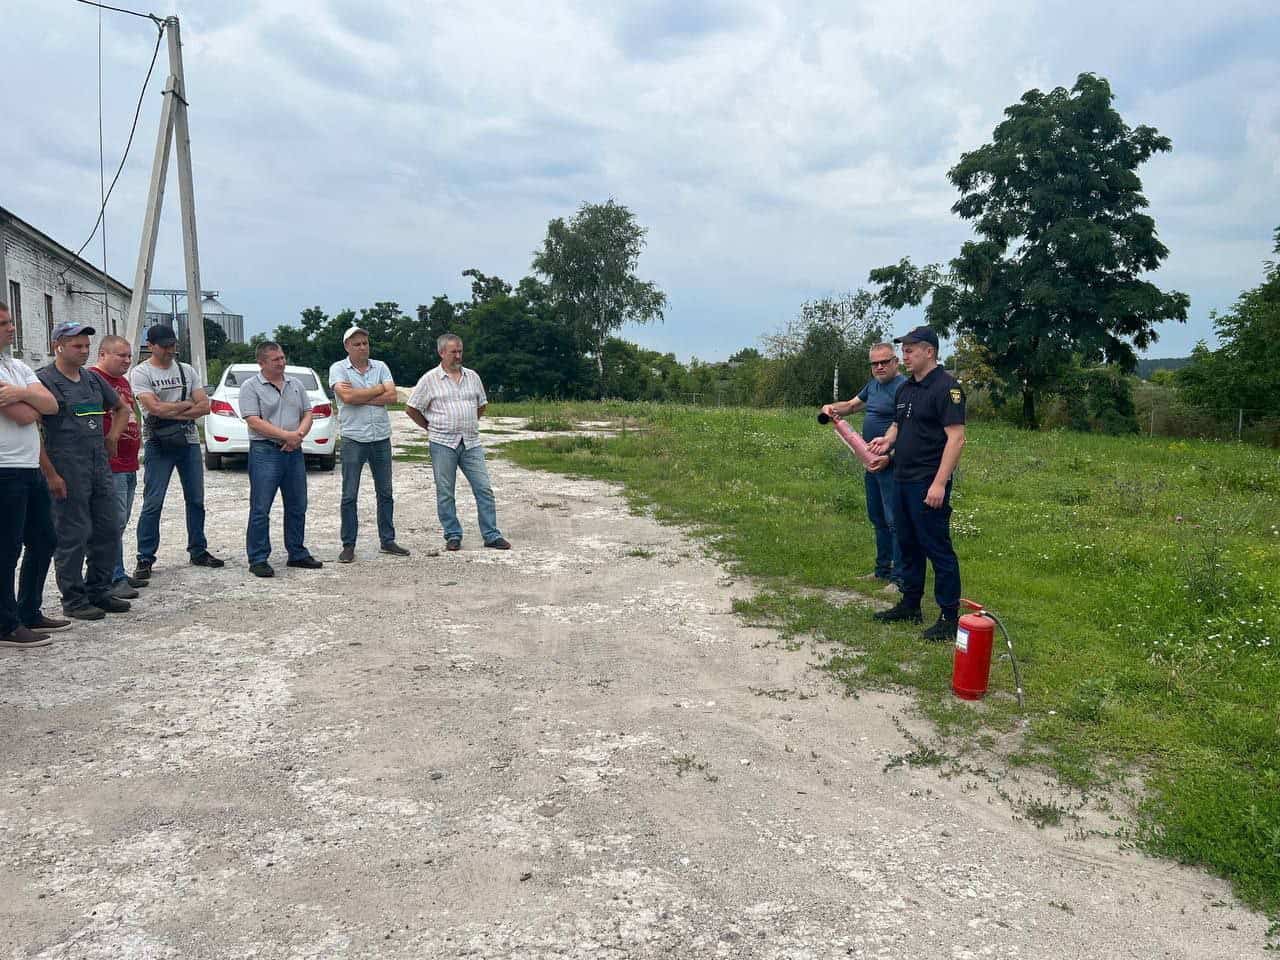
[74,0,161,24]
[98,4,109,318]
[58,17,166,284]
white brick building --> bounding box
[0,204,131,367]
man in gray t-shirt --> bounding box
[328,324,407,562]
[238,341,321,577]
[129,324,224,578]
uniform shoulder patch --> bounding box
[949,388,963,404]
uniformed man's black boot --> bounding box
[873,603,923,624]
[922,614,959,643]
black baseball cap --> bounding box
[146,324,178,346]
[893,325,940,350]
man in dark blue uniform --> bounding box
[866,326,966,641]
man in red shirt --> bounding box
[90,335,146,600]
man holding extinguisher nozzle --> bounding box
[866,326,966,642]
[822,343,907,593]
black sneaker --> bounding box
[191,551,225,568]
[380,542,410,557]
[922,616,959,643]
[65,605,106,621]
[872,603,923,624]
[338,545,356,563]
[110,580,140,600]
[27,614,72,633]
[94,596,132,614]
[484,538,511,550]
[286,557,324,569]
[0,626,52,649]
[133,560,153,581]
[249,562,274,578]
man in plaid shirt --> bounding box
[405,334,511,552]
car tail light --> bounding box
[212,436,230,442]
[314,437,329,444]
[210,399,237,417]
[311,403,332,418]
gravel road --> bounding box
[1,417,1268,958]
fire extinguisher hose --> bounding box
[981,610,1024,708]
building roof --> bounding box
[0,204,132,298]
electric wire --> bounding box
[73,0,160,24]
[97,4,110,325]
[57,17,165,284]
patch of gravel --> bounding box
[1,417,1267,958]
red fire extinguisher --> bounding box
[953,599,1024,707]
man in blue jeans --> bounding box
[239,341,323,577]
[822,343,907,593]
[867,326,967,642]
[90,335,146,600]
[329,325,409,563]
[130,324,225,579]
[404,333,510,552]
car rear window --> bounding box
[223,370,320,389]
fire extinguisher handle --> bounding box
[960,598,983,611]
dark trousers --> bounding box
[48,449,120,612]
[136,440,207,564]
[894,478,961,618]
[864,466,902,584]
[246,441,309,565]
[0,468,56,635]
[339,438,396,547]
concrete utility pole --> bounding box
[123,17,208,382]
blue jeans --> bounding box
[0,468,56,635]
[864,467,903,584]
[112,471,137,583]
[136,441,207,564]
[429,441,501,544]
[893,478,961,618]
[246,441,310,564]
[340,438,396,547]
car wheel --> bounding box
[205,450,224,470]
[317,455,337,472]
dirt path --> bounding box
[2,418,1268,958]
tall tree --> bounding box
[1177,227,1280,419]
[870,73,1188,428]
[761,290,888,405]
[531,199,667,396]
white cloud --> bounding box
[1,0,1276,358]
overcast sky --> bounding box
[5,0,1278,361]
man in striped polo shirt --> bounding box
[405,333,511,552]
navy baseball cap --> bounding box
[893,325,940,350]
[50,321,96,340]
[146,324,178,346]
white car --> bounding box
[203,364,339,471]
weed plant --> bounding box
[500,403,1280,914]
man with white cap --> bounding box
[328,325,407,562]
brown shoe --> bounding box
[484,538,512,550]
[0,626,52,649]
[445,539,461,552]
[27,614,72,633]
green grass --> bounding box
[500,403,1280,916]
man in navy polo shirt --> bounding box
[867,326,966,641]
[822,343,907,591]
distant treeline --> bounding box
[1135,357,1192,379]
